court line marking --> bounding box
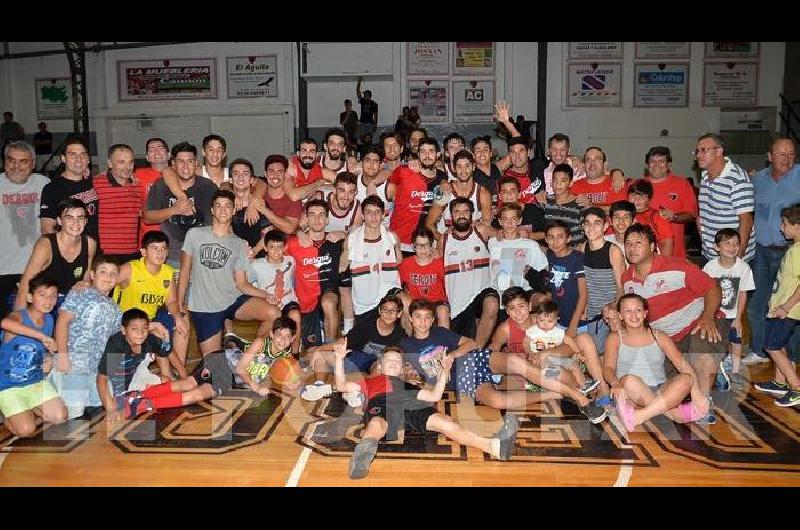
[286,446,312,487]
[0,452,8,471]
[613,460,633,487]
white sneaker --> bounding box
[300,382,332,401]
[741,351,770,364]
[343,391,363,408]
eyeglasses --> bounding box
[379,307,399,314]
[693,146,721,156]
[771,152,795,160]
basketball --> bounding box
[270,357,303,386]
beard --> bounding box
[420,160,436,170]
[299,156,316,170]
[452,217,472,232]
[326,150,344,161]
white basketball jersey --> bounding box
[442,227,491,318]
[348,231,401,315]
[325,192,359,233]
[437,180,483,234]
[356,175,392,226]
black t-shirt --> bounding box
[232,209,270,259]
[39,174,100,241]
[474,164,501,203]
[359,98,378,124]
[400,326,462,389]
[491,203,546,234]
[98,332,169,397]
[346,317,406,356]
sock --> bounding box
[343,318,354,334]
[142,381,174,399]
[150,391,185,410]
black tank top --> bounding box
[43,233,89,294]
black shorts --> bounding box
[451,288,500,339]
[363,396,436,442]
[339,268,352,288]
[192,349,234,396]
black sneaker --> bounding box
[495,414,518,461]
[580,378,601,395]
[579,401,608,424]
[224,333,250,352]
[349,438,379,480]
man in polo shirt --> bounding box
[641,146,698,259]
[696,133,755,263]
[619,223,724,424]
[746,137,800,363]
[94,144,143,262]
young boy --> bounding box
[523,301,597,394]
[0,273,67,437]
[398,227,449,327]
[335,344,518,479]
[544,220,587,338]
[627,180,674,257]
[113,230,189,376]
[580,207,625,354]
[118,317,300,418]
[606,200,636,257]
[96,308,173,424]
[249,230,302,355]
[488,203,548,306]
[702,228,754,388]
[542,164,584,247]
[755,205,800,406]
[53,255,124,419]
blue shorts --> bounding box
[455,348,495,400]
[764,317,799,351]
[190,295,249,344]
[154,308,175,336]
[726,318,742,345]
[344,349,378,374]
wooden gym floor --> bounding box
[2,322,800,487]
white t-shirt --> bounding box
[250,256,298,308]
[488,237,548,298]
[525,324,566,352]
[702,257,755,319]
[0,172,49,275]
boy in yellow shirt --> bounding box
[756,204,800,406]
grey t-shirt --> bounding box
[182,226,250,312]
[0,172,49,275]
[146,177,217,267]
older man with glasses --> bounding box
[745,138,800,365]
[0,141,49,318]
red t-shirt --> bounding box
[389,166,445,246]
[265,193,303,220]
[135,167,162,240]
[635,208,675,253]
[93,174,144,254]
[646,174,697,258]
[290,156,324,187]
[398,256,447,302]
[502,165,541,204]
[621,255,715,341]
[570,176,629,207]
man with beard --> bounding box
[0,140,49,318]
[379,132,405,175]
[442,197,499,347]
[39,137,99,241]
[407,128,427,159]
[388,137,447,256]
[426,150,492,238]
[144,142,217,268]
[326,172,362,334]
[283,138,335,202]
[502,137,547,205]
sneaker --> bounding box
[579,400,608,424]
[753,380,789,396]
[696,395,717,425]
[524,382,542,392]
[223,332,251,352]
[580,378,600,395]
[126,397,153,420]
[343,391,363,408]
[614,396,636,433]
[774,389,800,407]
[714,360,731,391]
[741,351,770,364]
[595,394,613,407]
[493,412,518,442]
[300,382,333,402]
[721,354,733,373]
[349,438,379,479]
